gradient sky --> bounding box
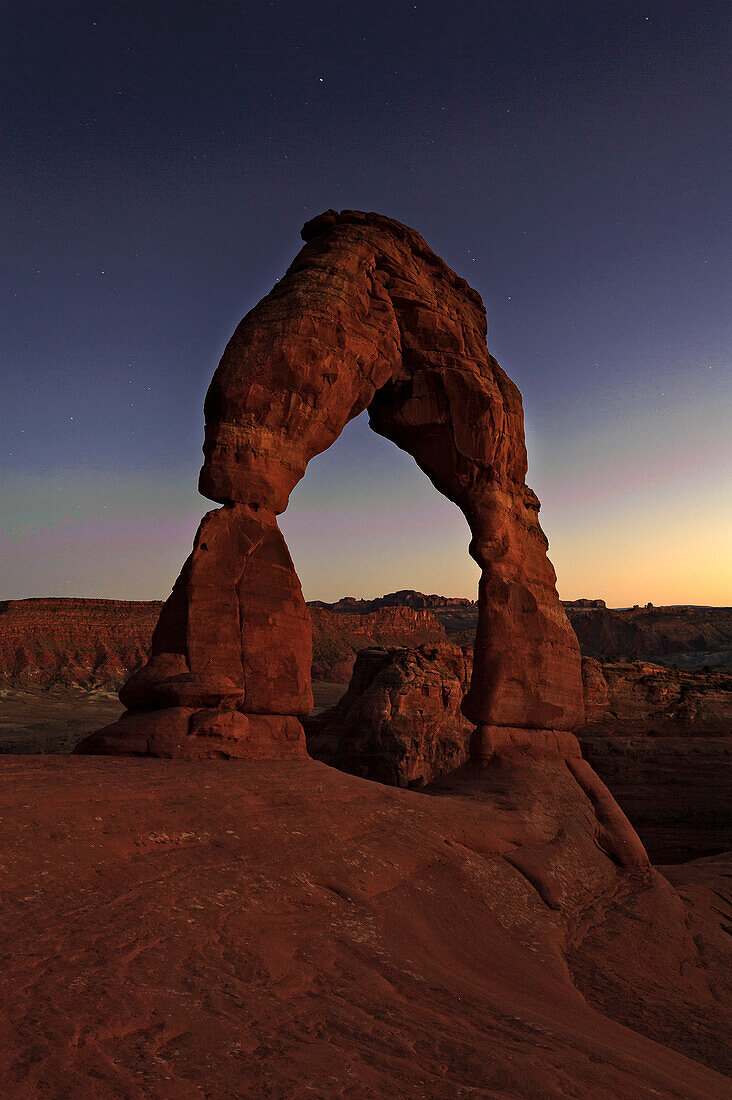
[2,1,730,607]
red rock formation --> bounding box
[569,604,732,669]
[306,643,474,786]
[579,658,731,735]
[311,590,479,651]
[83,506,312,757]
[79,209,584,759]
[308,644,731,864]
[581,656,612,718]
[0,598,161,689]
[310,604,447,681]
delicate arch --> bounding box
[79,210,584,759]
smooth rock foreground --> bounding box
[1,755,729,1098]
[78,208,584,760]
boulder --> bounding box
[306,643,473,787]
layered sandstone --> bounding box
[326,594,732,670]
[570,604,732,669]
[6,597,729,698]
[311,590,480,645]
[0,598,161,689]
[577,659,732,863]
[314,593,732,671]
[579,658,732,735]
[310,604,446,681]
[79,209,584,758]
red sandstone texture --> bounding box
[569,604,732,669]
[579,658,732,735]
[306,643,473,786]
[0,598,161,689]
[1,754,729,1097]
[310,604,446,681]
[80,209,584,758]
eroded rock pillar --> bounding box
[461,486,585,761]
[79,505,311,758]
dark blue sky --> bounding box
[2,1,730,603]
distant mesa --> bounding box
[310,589,477,613]
[562,597,607,610]
[77,209,584,760]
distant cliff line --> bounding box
[0,593,730,689]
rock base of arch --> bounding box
[76,708,307,760]
[469,725,582,764]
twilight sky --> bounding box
[2,0,730,606]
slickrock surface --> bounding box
[1,754,729,1098]
[306,643,473,786]
[82,209,583,758]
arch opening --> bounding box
[280,409,479,604]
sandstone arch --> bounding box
[79,210,584,759]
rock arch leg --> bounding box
[368,372,585,761]
[80,505,312,757]
[78,210,584,760]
